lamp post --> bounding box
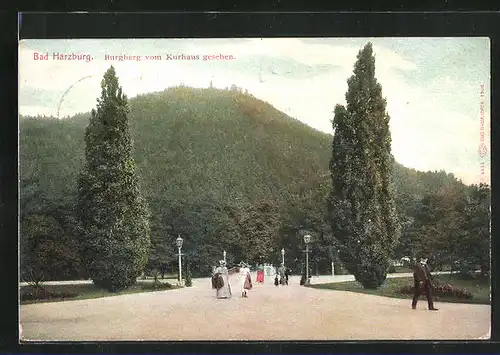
[176,235,183,286]
[304,234,311,284]
[281,248,285,266]
[223,250,226,263]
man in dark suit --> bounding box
[412,258,438,311]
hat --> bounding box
[238,261,249,268]
[219,260,226,265]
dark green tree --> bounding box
[328,43,400,289]
[77,66,151,291]
[280,173,332,274]
[417,183,490,276]
[236,200,282,265]
[20,214,81,285]
[464,183,490,275]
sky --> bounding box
[18,38,491,186]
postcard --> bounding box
[18,38,491,341]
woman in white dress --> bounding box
[214,260,232,299]
[238,262,252,298]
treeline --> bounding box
[20,83,490,283]
[396,182,490,275]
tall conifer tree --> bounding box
[328,43,400,289]
[77,66,151,291]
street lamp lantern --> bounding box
[304,235,311,285]
[176,235,183,286]
[223,250,226,263]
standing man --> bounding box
[412,258,439,311]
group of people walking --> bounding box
[212,260,252,299]
[211,260,291,299]
[274,264,289,286]
[212,256,439,311]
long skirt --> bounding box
[216,280,232,299]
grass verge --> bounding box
[20,279,182,305]
[307,275,490,305]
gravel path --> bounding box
[20,274,490,341]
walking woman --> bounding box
[213,260,233,299]
[238,262,252,297]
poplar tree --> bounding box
[328,43,400,289]
[77,66,151,291]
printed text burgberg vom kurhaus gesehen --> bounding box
[32,52,236,62]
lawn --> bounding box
[307,274,490,305]
[20,279,182,305]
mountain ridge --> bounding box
[20,85,466,211]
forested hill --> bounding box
[20,85,464,209]
[20,86,470,278]
[21,86,335,206]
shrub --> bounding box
[397,284,413,295]
[141,281,173,290]
[388,265,396,273]
[21,289,78,302]
[396,281,473,300]
[433,282,473,300]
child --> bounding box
[274,274,279,286]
